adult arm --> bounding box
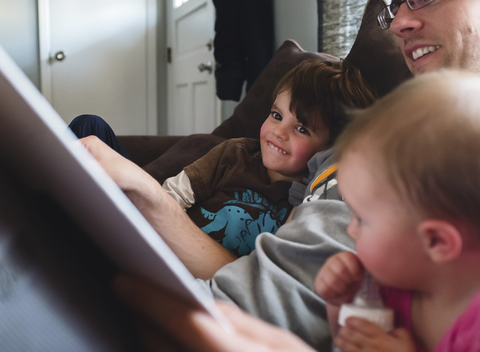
[113,274,316,352]
[79,136,236,279]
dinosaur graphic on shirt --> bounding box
[199,190,287,256]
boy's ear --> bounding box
[417,219,463,263]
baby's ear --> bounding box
[418,220,463,263]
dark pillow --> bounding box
[212,39,340,140]
[344,0,412,97]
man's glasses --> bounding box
[377,0,437,30]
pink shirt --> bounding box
[382,287,480,352]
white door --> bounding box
[38,0,157,135]
[167,0,219,135]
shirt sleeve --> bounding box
[184,139,233,203]
[162,170,196,210]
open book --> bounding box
[0,45,224,350]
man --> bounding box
[388,0,480,75]
[84,0,480,350]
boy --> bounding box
[316,70,480,352]
[163,60,376,256]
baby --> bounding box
[316,70,480,352]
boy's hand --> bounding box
[335,317,416,352]
[314,251,364,306]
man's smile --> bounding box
[411,45,441,60]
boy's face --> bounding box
[337,148,428,289]
[260,90,329,182]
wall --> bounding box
[273,0,318,52]
[0,0,319,128]
[0,0,40,89]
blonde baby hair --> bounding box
[335,70,480,232]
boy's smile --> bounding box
[260,90,329,183]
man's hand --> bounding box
[334,317,416,352]
[314,251,364,306]
[114,275,316,352]
[78,136,155,197]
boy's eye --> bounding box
[272,112,282,121]
[296,125,310,135]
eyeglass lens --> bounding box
[377,0,435,29]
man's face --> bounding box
[389,0,480,75]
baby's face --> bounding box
[260,90,329,182]
[337,148,426,289]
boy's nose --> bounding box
[273,123,289,139]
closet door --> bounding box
[39,0,157,135]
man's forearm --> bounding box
[126,172,237,279]
[78,136,235,279]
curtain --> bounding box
[318,0,368,58]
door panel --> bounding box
[40,0,156,135]
[167,0,218,135]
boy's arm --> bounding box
[79,136,236,279]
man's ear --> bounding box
[417,219,463,263]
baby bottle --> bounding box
[338,272,394,332]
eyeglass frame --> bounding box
[377,0,437,30]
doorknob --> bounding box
[54,51,66,61]
[206,39,213,51]
[198,61,213,74]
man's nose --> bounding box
[389,2,423,37]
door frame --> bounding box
[37,0,159,135]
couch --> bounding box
[118,0,412,185]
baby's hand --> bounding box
[335,317,416,352]
[314,251,364,306]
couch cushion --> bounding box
[142,134,226,184]
[212,39,340,140]
[344,0,412,97]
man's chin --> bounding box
[411,61,439,76]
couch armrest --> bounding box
[117,135,185,167]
